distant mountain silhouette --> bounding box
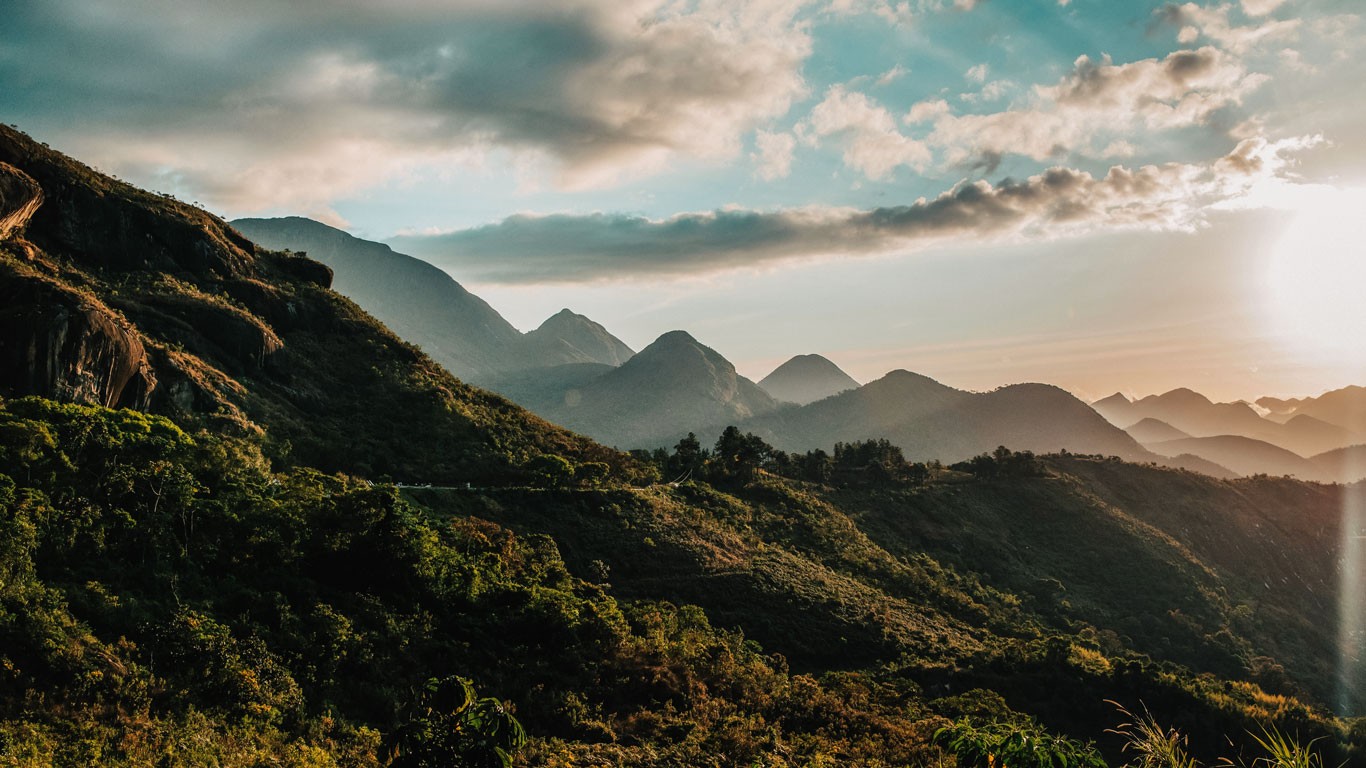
[1273,414,1362,458]
[232,216,525,382]
[230,218,633,383]
[1145,436,1328,481]
[1257,385,1366,434]
[1125,418,1191,444]
[758,354,860,405]
[525,308,635,368]
[1095,388,1271,437]
[1095,387,1362,458]
[1310,444,1366,484]
[743,370,1152,464]
[526,330,780,449]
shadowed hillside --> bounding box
[0,126,626,484]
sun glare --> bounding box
[1268,186,1366,370]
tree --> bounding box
[386,676,527,768]
[668,432,708,481]
[525,454,574,488]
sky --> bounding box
[3,0,1365,401]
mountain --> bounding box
[0,126,622,484]
[1274,413,1363,458]
[1124,417,1191,444]
[1311,443,1366,483]
[1258,385,1366,434]
[758,353,860,405]
[231,216,527,382]
[1095,388,1272,438]
[522,307,635,367]
[230,218,635,382]
[744,370,1151,463]
[4,125,1362,765]
[527,330,781,448]
[1096,387,1362,458]
[1090,392,1135,423]
[1145,435,1328,481]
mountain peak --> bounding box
[1150,387,1213,406]
[524,308,634,367]
[759,354,860,405]
[1094,392,1131,406]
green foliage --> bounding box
[386,676,526,768]
[936,717,1108,768]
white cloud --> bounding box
[966,63,990,83]
[753,130,798,180]
[804,86,933,179]
[876,64,910,85]
[906,98,951,124]
[1158,3,1301,54]
[925,47,1267,166]
[1240,0,1286,17]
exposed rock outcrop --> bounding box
[0,161,43,241]
[0,274,155,409]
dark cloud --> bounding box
[390,138,1301,284]
[0,0,812,209]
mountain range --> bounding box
[1095,388,1366,482]
[1,124,1363,765]
[232,217,1363,481]
[231,217,636,383]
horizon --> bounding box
[5,0,1365,403]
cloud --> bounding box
[1241,0,1287,18]
[801,86,933,179]
[875,64,910,85]
[752,130,798,180]
[1154,3,1300,53]
[2,0,818,211]
[924,47,1267,166]
[391,135,1315,284]
[965,63,990,83]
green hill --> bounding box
[0,126,1361,767]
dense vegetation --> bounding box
[4,398,1362,766]
[2,125,1363,767]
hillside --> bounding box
[1145,435,1329,481]
[231,216,528,383]
[1124,417,1191,443]
[1312,443,1366,482]
[758,353,860,405]
[230,218,635,384]
[2,126,1362,766]
[0,126,625,484]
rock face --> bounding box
[0,124,622,482]
[0,162,43,240]
[0,277,155,409]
